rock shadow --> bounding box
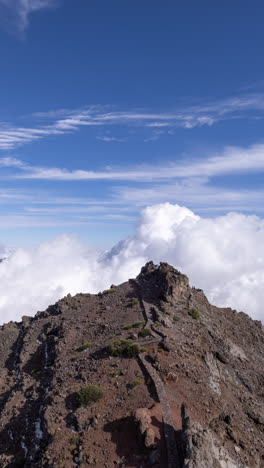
[22,339,55,383]
[104,416,147,467]
[0,395,49,467]
[65,391,79,412]
[4,325,25,374]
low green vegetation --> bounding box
[122,321,144,330]
[127,379,141,389]
[112,369,122,377]
[69,444,76,453]
[70,435,80,445]
[230,382,238,389]
[129,299,139,306]
[138,328,152,338]
[122,323,134,330]
[135,321,145,327]
[72,352,80,360]
[188,308,201,320]
[107,339,142,357]
[102,287,116,295]
[77,384,103,407]
[79,342,91,351]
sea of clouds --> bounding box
[0,202,264,325]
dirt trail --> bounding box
[132,279,181,468]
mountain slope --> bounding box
[0,262,263,467]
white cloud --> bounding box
[0,157,25,168]
[116,178,264,212]
[1,143,264,222]
[0,214,133,228]
[1,92,264,149]
[0,244,11,259]
[96,136,126,142]
[0,188,31,201]
[0,143,264,225]
[0,203,264,324]
[0,0,59,31]
[5,143,264,181]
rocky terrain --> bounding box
[0,261,263,467]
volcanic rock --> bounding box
[0,262,263,467]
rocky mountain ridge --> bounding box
[0,262,263,467]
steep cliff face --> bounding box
[0,262,263,468]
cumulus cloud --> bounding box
[0,203,264,324]
[0,244,11,259]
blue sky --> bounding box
[0,0,264,247]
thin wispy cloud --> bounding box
[0,143,263,222]
[115,180,264,212]
[0,214,134,228]
[1,183,263,230]
[24,205,132,214]
[1,92,264,149]
[0,157,25,168]
[96,136,127,142]
[0,188,32,201]
[0,0,60,32]
[3,143,264,181]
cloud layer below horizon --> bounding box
[0,202,263,325]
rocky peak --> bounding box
[137,261,190,302]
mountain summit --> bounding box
[0,262,263,467]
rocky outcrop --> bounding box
[134,408,156,449]
[137,261,190,303]
[181,405,245,468]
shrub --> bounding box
[129,299,139,306]
[107,339,142,357]
[127,379,141,389]
[123,321,144,330]
[102,288,116,295]
[70,435,80,445]
[138,328,152,338]
[122,323,133,330]
[79,342,91,351]
[188,308,200,320]
[133,321,145,327]
[77,385,103,407]
[72,353,80,361]
[112,370,122,377]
